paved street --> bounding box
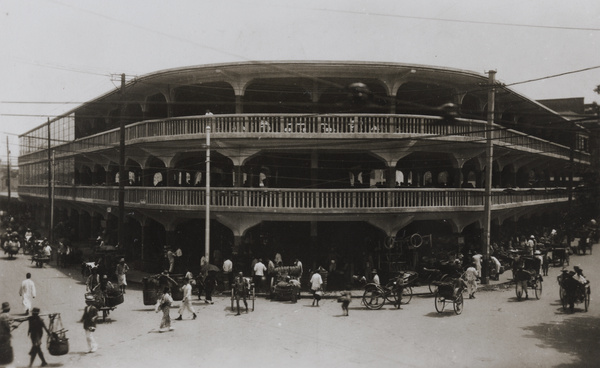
[1,249,598,368]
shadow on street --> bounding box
[522,314,600,367]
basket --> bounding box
[48,331,69,356]
[105,293,124,307]
[84,293,103,308]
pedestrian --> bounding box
[222,257,233,290]
[81,303,98,353]
[293,258,303,278]
[371,269,380,285]
[0,302,14,366]
[86,267,100,292]
[115,258,129,294]
[310,269,323,306]
[253,258,267,293]
[166,247,175,273]
[338,290,352,316]
[175,246,183,273]
[155,287,174,332]
[175,278,197,320]
[472,253,482,278]
[233,272,248,315]
[465,263,478,299]
[27,307,49,367]
[20,273,36,315]
[204,272,216,304]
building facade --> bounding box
[17,61,592,278]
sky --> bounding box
[1,0,599,164]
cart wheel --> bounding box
[231,289,234,311]
[401,286,412,305]
[584,288,590,312]
[454,293,464,315]
[534,280,542,299]
[362,288,385,310]
[516,282,523,301]
[434,292,445,313]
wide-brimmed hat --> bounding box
[1,302,9,311]
[119,258,125,263]
[32,307,40,314]
[534,250,541,255]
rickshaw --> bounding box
[433,277,466,315]
[85,284,124,322]
[558,269,590,312]
[362,271,418,310]
[514,256,543,301]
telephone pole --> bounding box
[6,136,10,212]
[118,73,126,249]
[482,70,496,285]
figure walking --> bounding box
[465,263,478,299]
[155,287,174,332]
[20,273,36,315]
[310,269,323,306]
[233,272,248,315]
[115,258,129,294]
[81,303,98,353]
[27,307,49,367]
[175,279,197,320]
[339,290,352,316]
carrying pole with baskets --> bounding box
[47,313,69,356]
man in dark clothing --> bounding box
[27,307,49,367]
[233,272,249,315]
[0,302,14,366]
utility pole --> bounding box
[205,125,211,264]
[47,118,53,245]
[118,73,126,249]
[6,136,10,212]
[482,70,496,285]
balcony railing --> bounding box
[19,114,590,165]
[18,185,569,212]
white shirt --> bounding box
[254,262,267,276]
[372,274,380,285]
[182,283,193,300]
[20,279,36,299]
[223,259,233,273]
[310,273,323,291]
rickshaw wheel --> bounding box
[454,293,464,315]
[534,280,542,299]
[584,289,590,312]
[434,292,445,313]
[362,288,385,310]
[400,286,412,305]
[515,283,523,301]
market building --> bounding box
[16,61,592,281]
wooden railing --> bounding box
[18,185,569,211]
[19,114,590,165]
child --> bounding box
[339,290,352,316]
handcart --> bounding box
[270,265,302,302]
[85,290,124,322]
[231,277,255,311]
[4,241,19,259]
[433,278,465,315]
[31,253,51,268]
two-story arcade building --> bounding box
[17,61,591,279]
